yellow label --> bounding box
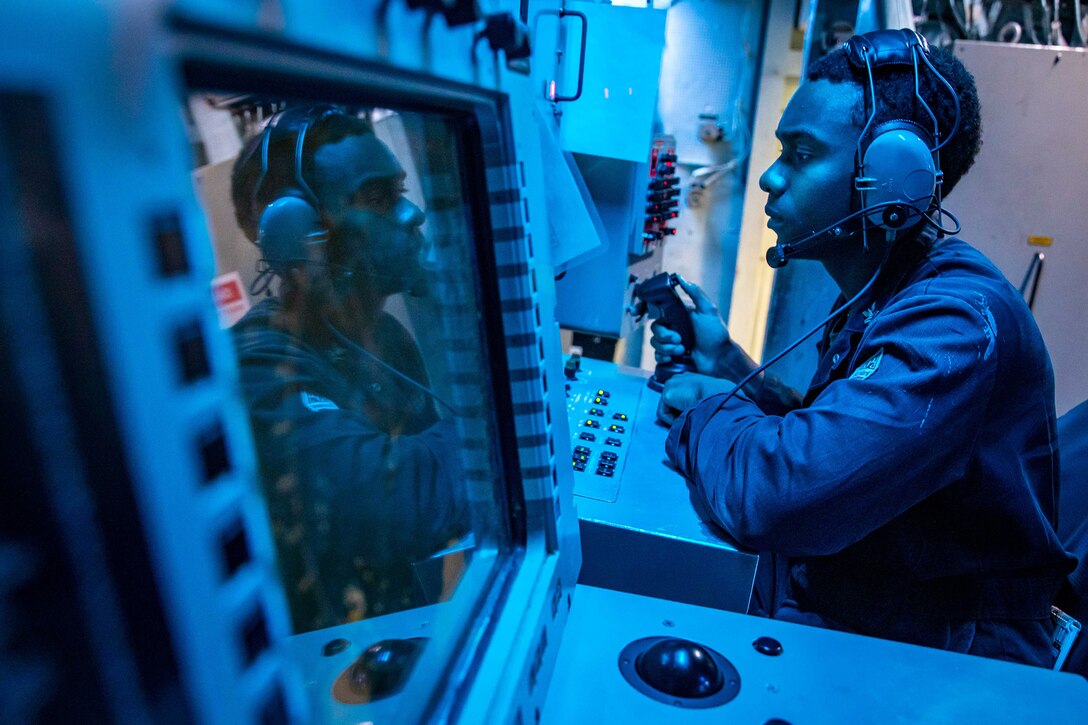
[790,28,806,51]
[1028,235,1053,247]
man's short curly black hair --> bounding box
[230,107,374,242]
[806,38,982,196]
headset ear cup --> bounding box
[856,120,937,231]
[257,195,329,275]
[250,104,347,278]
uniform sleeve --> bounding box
[238,341,468,566]
[666,292,998,557]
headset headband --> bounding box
[251,104,346,212]
[844,29,929,70]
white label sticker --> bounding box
[850,348,884,381]
[210,270,251,328]
[301,391,339,412]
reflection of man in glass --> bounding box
[229,105,466,629]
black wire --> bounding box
[325,320,460,417]
[694,239,896,416]
[777,200,930,261]
[923,205,962,235]
[946,0,970,38]
[915,47,961,155]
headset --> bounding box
[766,29,961,269]
[663,29,965,420]
[246,104,429,300]
[243,106,455,414]
[248,105,345,292]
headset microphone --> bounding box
[766,224,847,269]
[766,29,956,271]
[764,200,914,269]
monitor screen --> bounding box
[185,88,519,708]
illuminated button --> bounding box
[573,461,586,472]
[605,437,622,447]
[592,397,609,406]
[612,413,628,421]
[589,408,604,417]
[574,445,591,454]
[584,419,601,428]
[578,432,596,442]
[608,424,626,434]
[596,390,611,397]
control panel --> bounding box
[564,354,645,502]
[633,135,679,256]
[542,586,1088,722]
[563,355,757,611]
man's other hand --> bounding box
[656,372,736,426]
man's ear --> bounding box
[276,266,306,310]
[281,264,332,305]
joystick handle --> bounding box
[632,272,696,391]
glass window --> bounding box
[186,92,511,670]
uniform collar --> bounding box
[831,224,940,334]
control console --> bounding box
[565,354,644,502]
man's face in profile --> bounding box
[759,79,862,261]
[313,133,431,297]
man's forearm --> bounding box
[710,342,801,415]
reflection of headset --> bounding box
[251,105,344,280]
[767,29,960,269]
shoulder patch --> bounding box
[850,348,884,381]
[300,391,339,412]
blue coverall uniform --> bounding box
[666,231,1076,666]
[233,298,466,631]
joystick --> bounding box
[631,272,696,391]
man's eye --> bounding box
[353,190,385,207]
[784,147,813,164]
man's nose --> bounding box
[394,198,425,229]
[759,160,784,197]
